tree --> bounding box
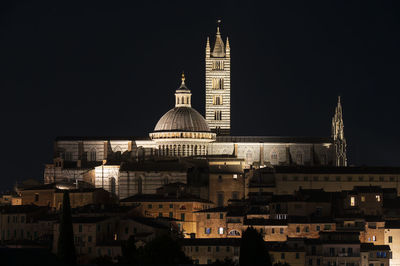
[212,258,239,266]
[120,235,137,264]
[57,190,76,265]
[137,234,192,265]
[239,227,271,266]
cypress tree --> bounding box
[239,227,271,266]
[57,190,76,265]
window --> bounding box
[271,228,275,234]
[304,176,308,181]
[372,235,376,241]
[207,214,211,219]
[207,259,212,264]
[226,246,230,252]
[281,253,285,259]
[317,259,321,266]
[207,246,211,252]
[97,224,101,232]
[158,212,163,217]
[305,226,309,232]
[324,224,331,230]
[79,224,82,233]
[89,149,96,161]
[195,246,199,252]
[376,195,381,202]
[205,228,211,234]
[181,213,185,221]
[296,152,303,165]
[213,95,222,105]
[361,196,365,202]
[347,176,352,181]
[169,204,173,208]
[296,227,300,233]
[148,204,152,209]
[216,246,220,252]
[316,225,320,231]
[34,193,39,202]
[350,196,356,206]
[214,111,222,120]
[212,78,224,89]
[228,230,241,236]
[212,61,224,70]
[309,259,313,265]
[233,174,238,179]
[218,227,224,235]
[88,235,92,242]
[380,176,384,182]
[232,192,239,200]
[296,253,299,259]
[389,236,393,243]
[217,192,224,207]
[359,176,364,181]
[220,213,224,219]
[218,175,222,182]
[270,151,278,164]
[159,204,163,208]
[336,176,341,181]
[324,176,329,181]
[280,228,284,234]
[313,176,318,181]
[65,152,72,161]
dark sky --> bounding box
[1,1,399,191]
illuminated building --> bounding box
[44,23,347,199]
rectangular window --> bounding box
[232,191,239,200]
[271,228,275,234]
[79,224,82,233]
[361,196,365,202]
[205,228,212,235]
[280,228,284,234]
[207,214,211,219]
[148,204,152,209]
[34,194,39,202]
[213,95,223,105]
[218,227,224,235]
[281,253,285,259]
[217,192,224,207]
[296,253,299,259]
[158,212,163,217]
[169,204,173,208]
[350,196,356,206]
[316,225,320,231]
[181,213,185,221]
[389,236,393,243]
[220,213,224,219]
[169,212,173,218]
[214,110,222,120]
[159,204,163,209]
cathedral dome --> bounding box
[154,107,210,132]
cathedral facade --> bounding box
[44,25,347,198]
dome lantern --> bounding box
[175,72,192,107]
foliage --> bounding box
[57,190,77,265]
[273,263,290,266]
[119,234,192,265]
[91,255,114,265]
[239,227,272,266]
[212,258,239,266]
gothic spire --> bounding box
[212,20,225,57]
[332,96,347,166]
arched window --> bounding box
[296,151,303,165]
[270,150,278,165]
[246,151,253,165]
[228,230,241,236]
[137,177,142,194]
[110,177,116,195]
[89,149,97,161]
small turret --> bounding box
[175,73,192,107]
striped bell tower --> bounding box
[205,21,231,135]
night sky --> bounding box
[1,1,399,191]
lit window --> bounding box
[213,95,222,105]
[218,227,224,235]
[205,228,212,234]
[350,196,356,206]
[376,195,381,202]
[233,174,238,179]
[373,235,376,241]
[361,196,365,202]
